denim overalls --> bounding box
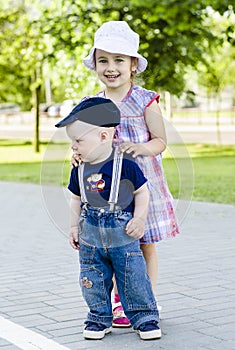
[78,148,159,329]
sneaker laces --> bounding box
[85,322,106,331]
[138,321,159,332]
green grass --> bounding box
[0,140,234,204]
[162,144,235,204]
[0,139,71,185]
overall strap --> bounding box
[77,163,88,207]
[108,147,123,211]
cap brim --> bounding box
[55,115,78,128]
[55,98,120,128]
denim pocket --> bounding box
[79,240,95,264]
[78,217,85,233]
[124,250,155,310]
[80,266,107,308]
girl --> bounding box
[77,20,179,327]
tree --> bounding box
[0,0,234,152]
[0,0,102,151]
[197,7,235,144]
[0,1,55,151]
[92,0,233,96]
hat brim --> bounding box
[83,46,148,74]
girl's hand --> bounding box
[125,217,145,239]
[69,226,79,250]
[119,142,144,158]
[70,153,81,168]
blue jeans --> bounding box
[78,206,159,329]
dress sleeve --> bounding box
[146,93,160,107]
[139,86,160,111]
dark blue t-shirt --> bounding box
[68,151,147,212]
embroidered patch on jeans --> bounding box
[81,277,93,288]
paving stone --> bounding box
[0,345,22,350]
[0,339,10,347]
[0,183,234,350]
[36,319,81,332]
[197,323,235,341]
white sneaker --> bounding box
[83,322,112,340]
[137,321,162,340]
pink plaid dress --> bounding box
[96,84,179,243]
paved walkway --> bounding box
[0,182,235,350]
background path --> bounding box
[0,113,235,144]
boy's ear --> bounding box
[100,130,109,142]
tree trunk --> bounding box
[34,84,41,152]
[32,66,42,153]
[215,95,222,146]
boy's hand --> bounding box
[69,226,79,250]
[70,153,81,168]
[126,217,145,239]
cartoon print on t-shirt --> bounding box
[86,173,105,192]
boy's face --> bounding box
[66,120,111,164]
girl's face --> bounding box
[95,49,138,90]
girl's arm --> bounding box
[119,100,167,158]
[69,193,81,249]
[126,183,149,239]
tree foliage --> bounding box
[0,0,234,105]
[0,0,234,149]
[196,8,235,144]
[92,0,234,95]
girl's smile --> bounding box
[105,73,120,82]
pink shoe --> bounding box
[112,302,131,328]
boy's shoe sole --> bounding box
[83,326,112,340]
[137,328,162,340]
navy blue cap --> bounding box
[55,97,120,128]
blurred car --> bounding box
[0,103,21,115]
[47,103,61,117]
[39,103,61,117]
[39,103,48,115]
[59,100,77,117]
[39,100,77,118]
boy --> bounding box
[55,97,161,340]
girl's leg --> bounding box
[112,276,131,327]
[113,276,118,295]
[140,243,158,295]
[140,243,162,312]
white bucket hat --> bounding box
[83,21,148,74]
